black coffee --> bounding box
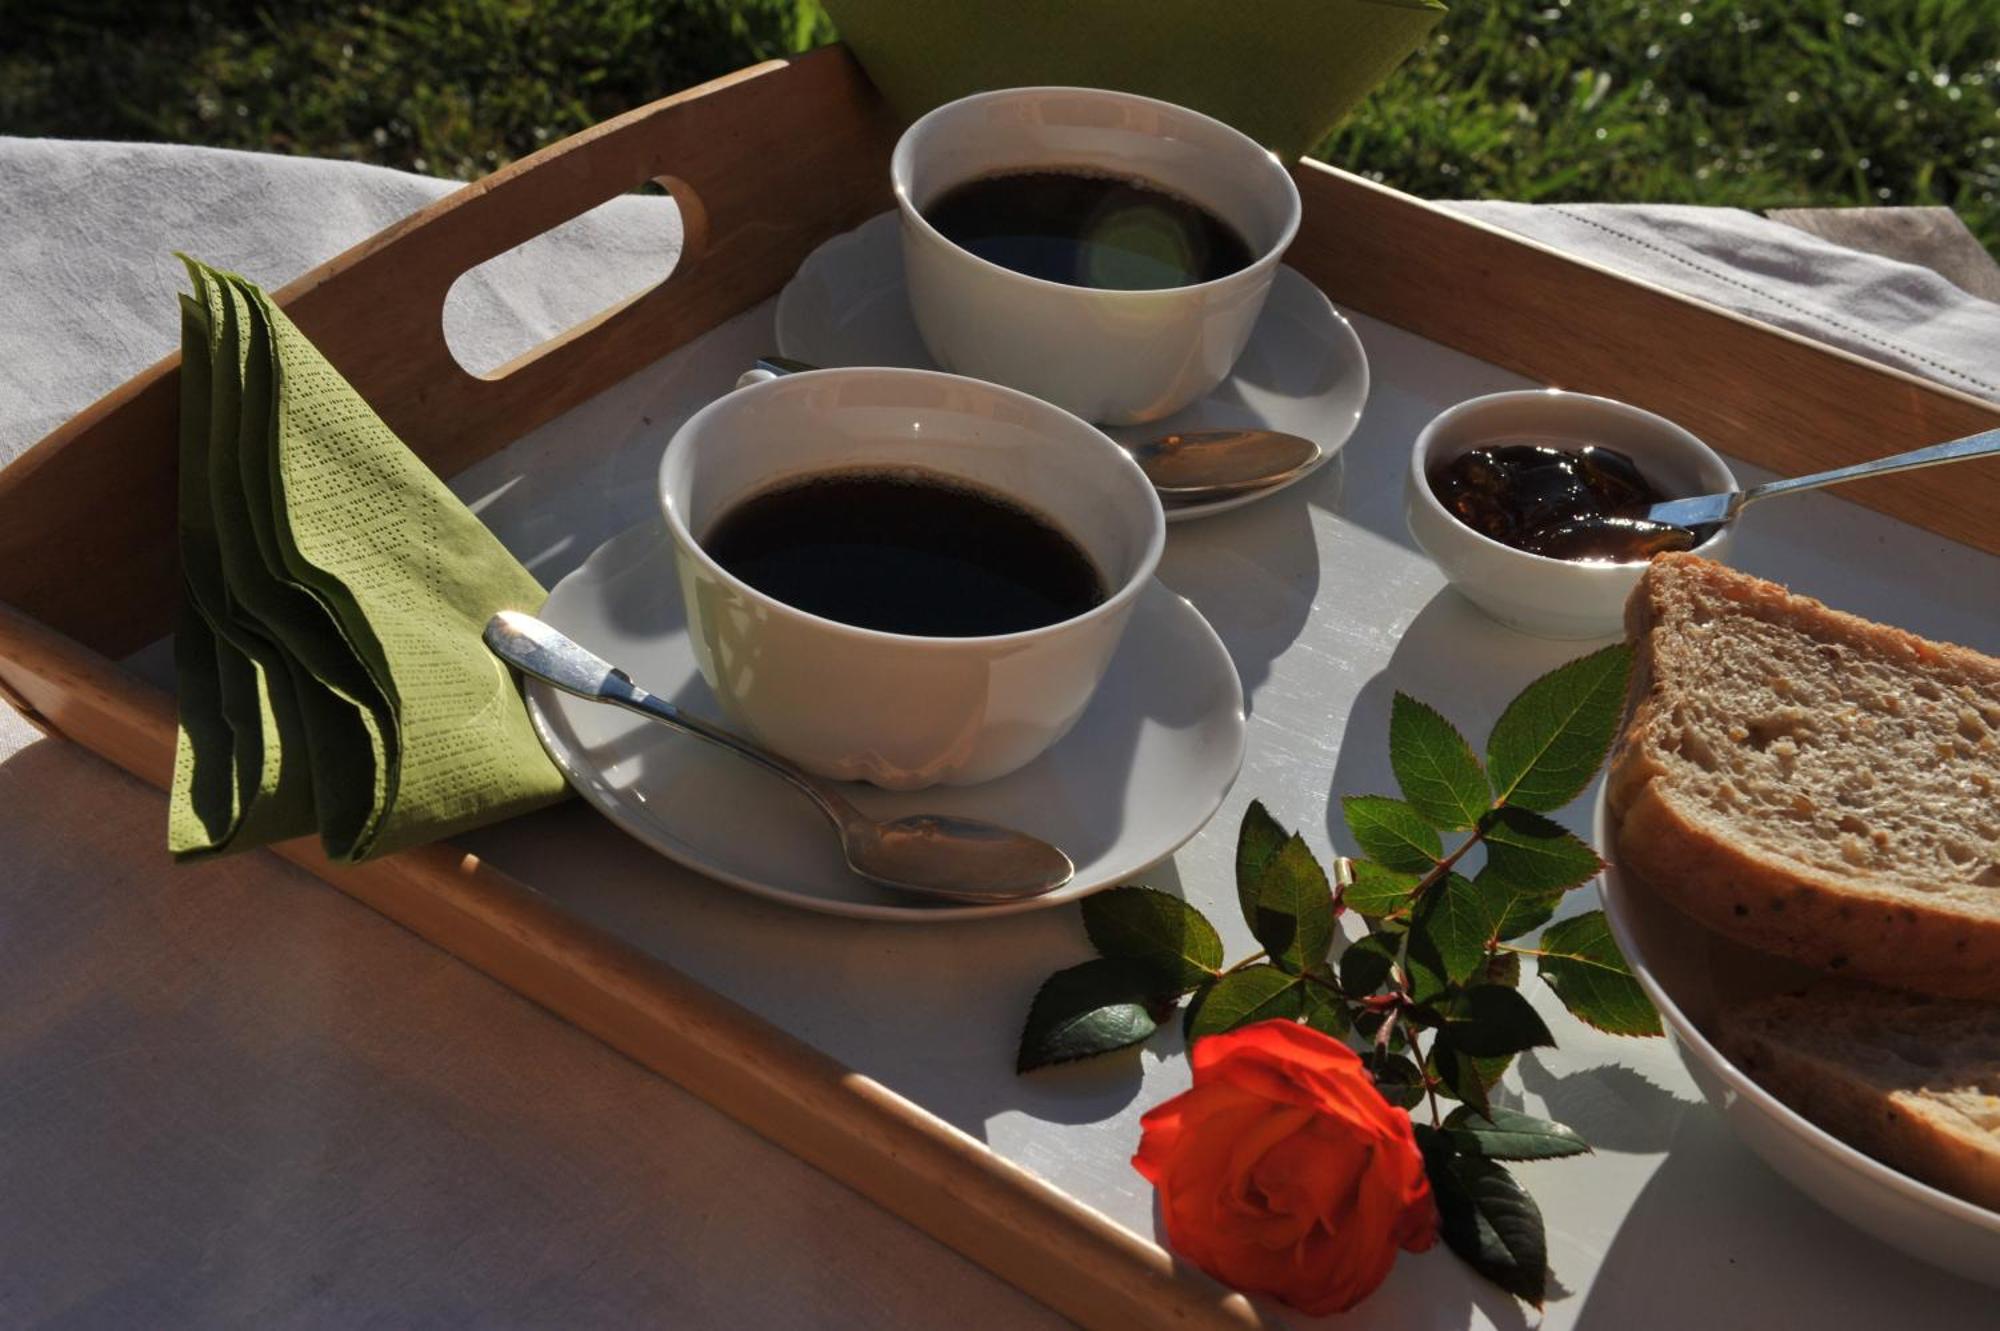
[702,468,1106,636]
[922,169,1255,290]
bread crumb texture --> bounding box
[1638,557,1999,894]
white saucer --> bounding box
[774,211,1370,521]
[525,522,1248,921]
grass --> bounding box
[3,0,1995,253]
[1322,0,1999,252]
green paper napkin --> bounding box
[821,0,1447,160]
[168,259,567,863]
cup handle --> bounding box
[734,368,779,391]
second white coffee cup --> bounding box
[892,86,1302,426]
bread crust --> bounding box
[1717,998,2000,1212]
[1608,554,2000,1001]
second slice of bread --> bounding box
[1608,554,2000,999]
[1715,982,2000,1211]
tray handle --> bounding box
[275,48,896,476]
[0,46,899,657]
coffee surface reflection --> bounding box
[922,169,1254,291]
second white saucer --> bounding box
[774,211,1370,521]
[525,522,1248,921]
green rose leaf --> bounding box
[1471,1052,1517,1095]
[1438,984,1557,1057]
[1443,1106,1591,1161]
[1404,924,1449,1004]
[1081,886,1223,992]
[1410,871,1498,986]
[1426,1033,1492,1116]
[1249,833,1336,974]
[1017,958,1168,1073]
[1482,948,1524,989]
[1389,693,1490,831]
[1339,929,1399,998]
[1300,979,1353,1038]
[1417,1128,1550,1308]
[1234,800,1288,930]
[1486,644,1633,812]
[1342,795,1443,873]
[1480,806,1605,894]
[1537,910,1664,1036]
[1363,1050,1427,1109]
[1345,859,1420,918]
[1480,867,1565,944]
[1184,964,1304,1041]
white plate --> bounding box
[525,522,1247,921]
[774,211,1370,521]
[1595,791,2000,1286]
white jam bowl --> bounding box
[892,86,1302,427]
[1406,389,1738,639]
[658,367,1165,790]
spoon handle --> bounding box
[595,678,868,831]
[1739,427,2000,513]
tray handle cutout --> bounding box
[440,174,711,382]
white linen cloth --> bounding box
[1,136,1994,1328]
[1446,200,2000,404]
[3,138,1995,474]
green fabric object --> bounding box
[167,258,568,863]
[821,0,1447,159]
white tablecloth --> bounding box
[2,136,1995,1329]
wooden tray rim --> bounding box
[3,44,1998,1331]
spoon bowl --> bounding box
[1131,428,1322,501]
[852,814,1081,902]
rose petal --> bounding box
[1132,1019,1439,1316]
[1195,1022,1370,1115]
[1134,1082,1260,1183]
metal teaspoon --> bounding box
[1642,427,2000,530]
[484,611,1076,903]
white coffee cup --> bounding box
[892,87,1302,426]
[658,367,1166,790]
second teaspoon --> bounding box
[483,611,1076,904]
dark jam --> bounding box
[1428,444,1708,563]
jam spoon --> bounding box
[1642,427,2000,530]
[484,611,1076,903]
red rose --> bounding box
[1132,1019,1437,1315]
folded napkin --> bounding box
[822,0,1446,158]
[168,259,567,863]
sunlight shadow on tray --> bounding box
[1573,1110,1996,1329]
[1156,470,1322,710]
[1515,1054,1696,1156]
[1312,312,1537,555]
[1324,586,1620,858]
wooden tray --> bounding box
[2,47,1996,1331]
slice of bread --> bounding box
[1716,982,2000,1211]
[1608,554,2000,999]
